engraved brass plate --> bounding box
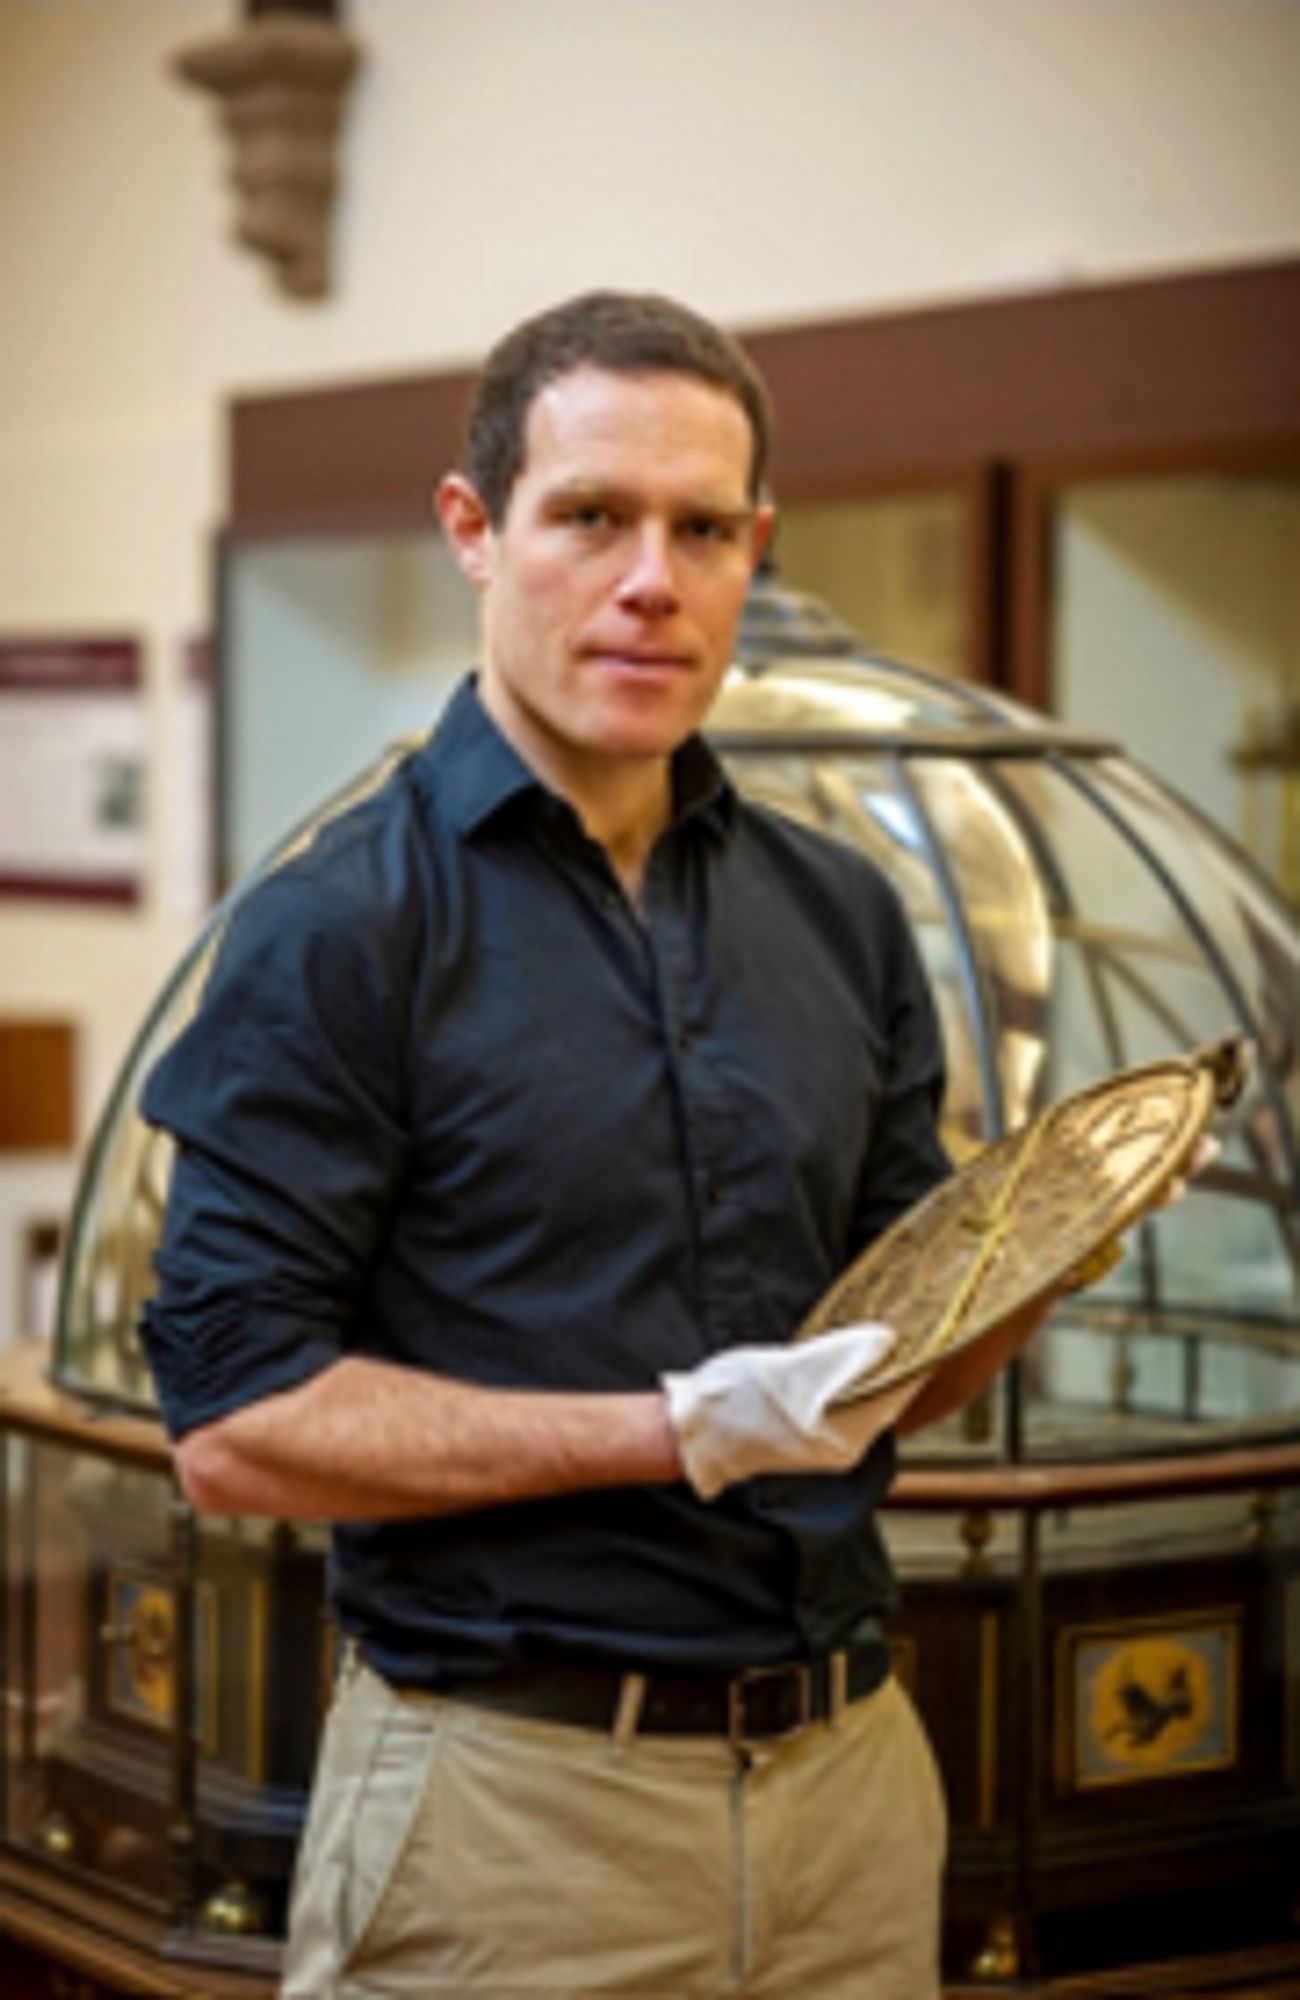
[794,1036,1247,1401]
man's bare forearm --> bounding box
[895,1295,1053,1435]
[173,1356,683,1521]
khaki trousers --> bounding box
[280,1656,947,2000]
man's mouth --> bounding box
[583,646,693,672]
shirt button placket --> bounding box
[648,898,706,1216]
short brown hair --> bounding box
[462,291,771,524]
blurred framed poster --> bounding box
[0,636,145,904]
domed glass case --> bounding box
[53,607,1300,1461]
[10,596,1299,1986]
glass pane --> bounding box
[1086,756,1300,1196]
[970,758,1243,1096]
[907,750,1248,1130]
[4,1438,174,1906]
[225,532,475,884]
[774,492,970,680]
[1036,1295,1300,1450]
[1051,473,1300,904]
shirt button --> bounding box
[705,1179,724,1207]
[677,1027,695,1052]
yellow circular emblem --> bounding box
[1089,1636,1211,1770]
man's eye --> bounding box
[566,504,620,532]
[681,515,737,545]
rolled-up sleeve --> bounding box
[139,861,411,1439]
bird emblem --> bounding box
[1087,1634,1218,1777]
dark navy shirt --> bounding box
[141,677,948,1685]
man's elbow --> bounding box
[172,1425,252,1514]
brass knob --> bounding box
[201,1876,267,1935]
[970,1913,1020,1982]
[35,1808,80,1862]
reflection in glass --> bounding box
[907,760,1053,1133]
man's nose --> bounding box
[616,522,680,615]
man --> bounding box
[141,292,1046,1998]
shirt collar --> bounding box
[671,730,736,837]
[416,676,541,835]
[417,673,736,841]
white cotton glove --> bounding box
[662,1323,916,1501]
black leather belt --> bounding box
[438,1625,889,1747]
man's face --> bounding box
[440,366,771,786]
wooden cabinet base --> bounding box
[0,1857,277,1999]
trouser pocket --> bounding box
[281,1664,440,1998]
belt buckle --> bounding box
[727,1662,812,1748]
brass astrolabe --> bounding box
[794,1036,1249,1404]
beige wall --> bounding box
[1,0,1299,1139]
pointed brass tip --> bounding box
[1198,1034,1252,1108]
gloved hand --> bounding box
[662,1323,917,1501]
[1161,1132,1221,1206]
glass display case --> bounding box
[3,603,1298,1986]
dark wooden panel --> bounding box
[0,1020,75,1151]
[754,261,1300,493]
[228,261,1300,532]
[229,369,472,536]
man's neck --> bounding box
[476,673,673,902]
[573,760,672,905]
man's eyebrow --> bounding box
[677,499,757,527]
[543,479,754,522]
[542,479,633,506]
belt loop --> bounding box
[828,1649,848,1727]
[613,1671,648,1745]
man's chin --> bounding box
[580,683,717,758]
[583,712,706,763]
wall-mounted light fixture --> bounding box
[171,0,362,301]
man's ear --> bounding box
[437,474,494,587]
